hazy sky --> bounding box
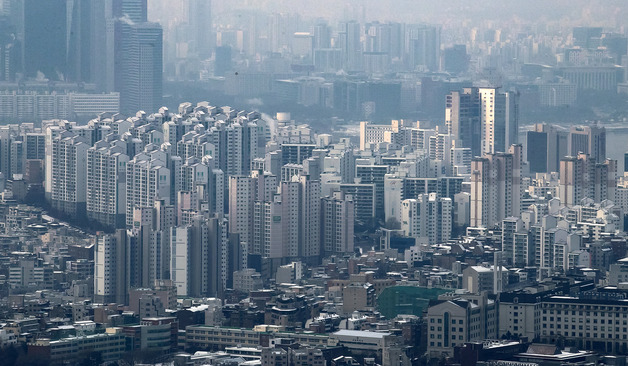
[205,0,628,28]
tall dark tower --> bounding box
[23,0,67,80]
[408,24,441,72]
[189,0,212,59]
[214,45,231,77]
[113,0,147,22]
[120,23,163,113]
[10,0,107,84]
[112,0,163,113]
[67,0,97,83]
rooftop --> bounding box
[333,329,390,339]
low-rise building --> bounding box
[27,330,125,365]
[426,292,497,357]
[185,325,330,351]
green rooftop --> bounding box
[377,286,449,319]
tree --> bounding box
[0,344,20,366]
[555,335,565,350]
[384,217,401,230]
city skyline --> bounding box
[2,1,628,366]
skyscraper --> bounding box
[113,0,147,23]
[446,88,481,157]
[118,22,163,113]
[66,0,97,83]
[214,46,232,77]
[568,125,606,164]
[526,123,568,174]
[22,0,67,79]
[470,146,522,228]
[340,21,362,72]
[407,25,441,72]
[479,88,518,155]
[11,0,102,83]
[446,87,519,157]
[110,0,163,113]
[188,0,213,59]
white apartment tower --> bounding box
[50,131,90,217]
[126,152,171,227]
[87,139,130,229]
[254,195,284,259]
[299,175,321,259]
[94,230,130,304]
[470,146,522,228]
[129,202,175,289]
[559,153,616,207]
[321,191,355,255]
[479,88,518,155]
[229,175,256,267]
[170,216,228,298]
[501,217,529,266]
[401,193,452,244]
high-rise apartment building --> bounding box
[400,193,452,244]
[253,194,284,260]
[478,88,518,155]
[526,123,568,174]
[125,152,171,227]
[470,145,522,228]
[246,174,322,264]
[94,230,130,304]
[501,217,530,266]
[567,125,606,163]
[49,131,90,217]
[339,183,376,225]
[170,215,228,298]
[87,139,130,229]
[559,153,616,206]
[355,165,388,218]
[321,191,354,255]
[129,201,174,289]
[0,127,12,178]
[446,87,518,157]
[229,175,256,266]
[446,88,481,157]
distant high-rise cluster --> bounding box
[0,0,163,114]
[23,105,358,300]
